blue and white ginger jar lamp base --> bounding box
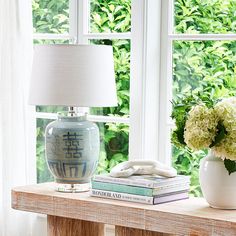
[45,113,99,192]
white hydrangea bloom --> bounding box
[212,98,236,160]
[184,104,218,150]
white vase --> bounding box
[199,151,236,209]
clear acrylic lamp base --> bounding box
[55,183,91,193]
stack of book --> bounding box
[90,174,190,205]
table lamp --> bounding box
[29,45,117,192]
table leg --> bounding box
[47,215,104,236]
[115,226,174,236]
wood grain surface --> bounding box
[47,215,104,236]
[115,226,173,236]
[12,183,236,235]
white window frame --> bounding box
[130,0,161,161]
[158,0,236,166]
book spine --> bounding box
[90,189,154,204]
[92,176,153,188]
[152,183,190,196]
[93,175,190,188]
[154,191,189,204]
[151,177,190,188]
[92,181,153,196]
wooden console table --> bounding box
[12,183,236,236]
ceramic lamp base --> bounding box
[56,183,90,193]
[45,114,100,191]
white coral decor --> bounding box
[184,104,218,150]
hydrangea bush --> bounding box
[172,95,236,175]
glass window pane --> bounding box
[37,118,129,183]
[174,0,236,34]
[90,39,130,117]
[96,122,129,174]
[36,106,68,113]
[172,40,236,196]
[173,40,236,97]
[32,0,69,34]
[90,0,131,33]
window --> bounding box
[161,0,236,196]
[33,0,234,197]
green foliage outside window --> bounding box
[175,0,236,34]
[90,0,131,33]
[32,0,69,33]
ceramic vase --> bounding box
[45,115,99,184]
[199,150,236,209]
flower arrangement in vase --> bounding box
[171,94,236,209]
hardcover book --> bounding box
[90,189,189,205]
[92,174,190,188]
[91,180,190,196]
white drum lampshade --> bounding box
[29,44,117,107]
[29,45,117,192]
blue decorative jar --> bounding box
[45,115,99,184]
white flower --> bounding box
[212,98,236,160]
[184,104,218,150]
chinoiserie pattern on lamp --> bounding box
[46,115,99,184]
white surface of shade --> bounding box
[29,45,117,107]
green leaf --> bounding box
[209,121,227,148]
[224,159,236,175]
[112,153,125,162]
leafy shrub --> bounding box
[32,0,69,33]
[90,0,131,33]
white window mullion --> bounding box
[129,0,146,160]
[88,115,129,124]
[158,0,173,165]
[77,0,89,44]
[33,33,72,40]
[83,0,90,35]
[84,32,131,40]
[35,112,58,120]
[69,0,78,43]
[130,0,161,161]
[170,34,236,40]
[141,0,162,161]
[168,0,174,35]
[35,112,130,124]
